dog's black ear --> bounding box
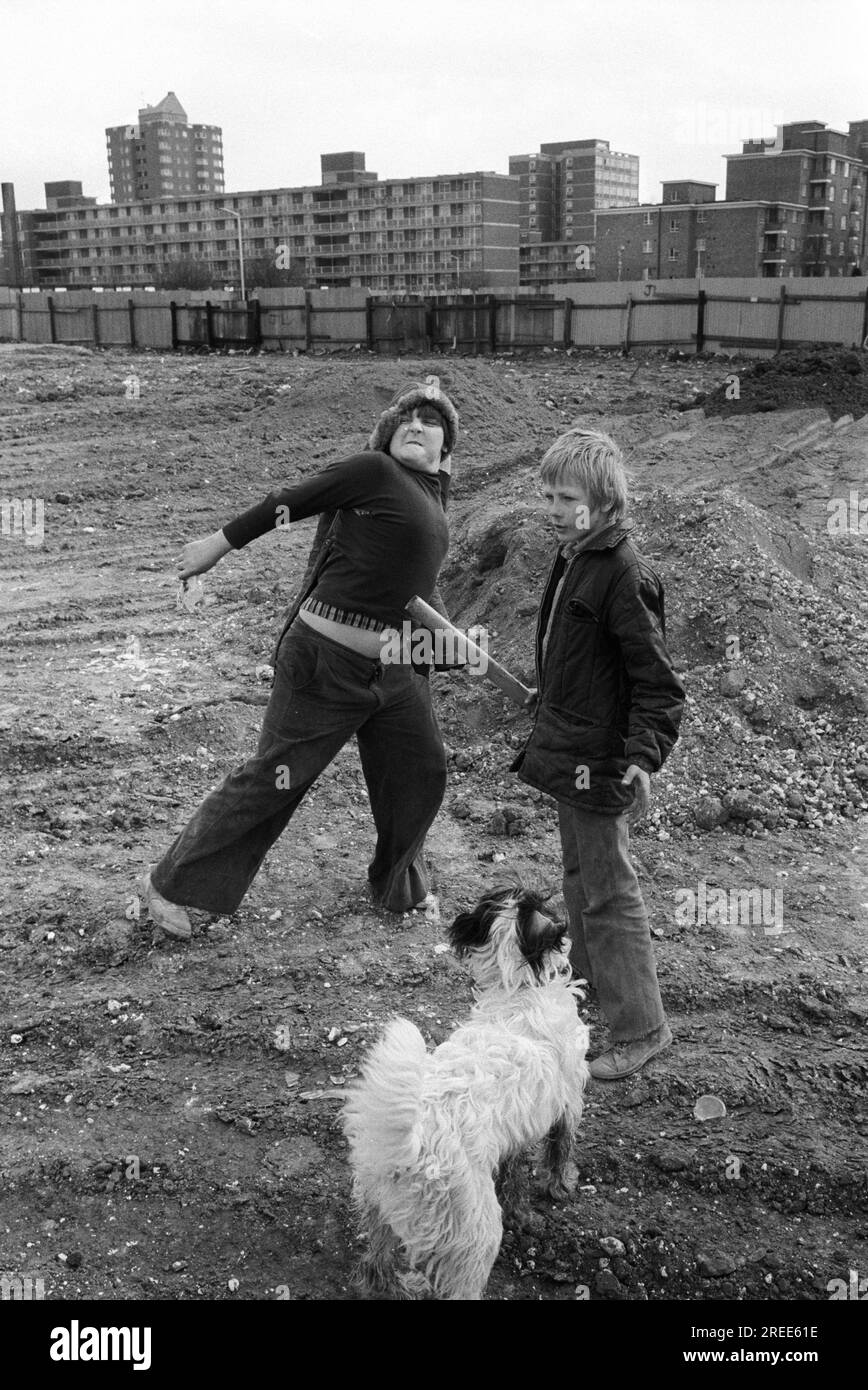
[515,903,568,978]
[448,889,510,957]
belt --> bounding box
[300,597,389,634]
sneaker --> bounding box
[139,871,192,940]
[589,1023,672,1081]
[415,892,441,924]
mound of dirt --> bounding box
[691,346,868,422]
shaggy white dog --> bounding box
[342,886,589,1300]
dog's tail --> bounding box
[342,1018,428,1172]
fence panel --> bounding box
[703,295,780,351]
[172,303,208,348]
[495,299,558,347]
[21,300,52,343]
[370,302,430,352]
[49,301,94,345]
[629,297,697,349]
[129,299,173,350]
[211,302,256,346]
[570,303,624,348]
[784,295,865,349]
[308,289,368,346]
[429,301,484,351]
[91,302,134,346]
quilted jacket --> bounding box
[512,523,685,813]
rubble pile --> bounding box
[692,345,868,421]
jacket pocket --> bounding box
[565,597,599,622]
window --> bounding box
[830,158,836,174]
[696,238,706,251]
[791,239,796,251]
[667,247,678,260]
[697,209,707,222]
[669,217,679,232]
[841,216,847,229]
[642,239,653,253]
[643,211,653,226]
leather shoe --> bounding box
[139,871,192,940]
[589,1024,672,1081]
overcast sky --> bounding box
[2,0,867,211]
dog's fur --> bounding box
[342,886,589,1300]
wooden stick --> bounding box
[406,595,534,706]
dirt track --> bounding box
[1,343,866,1301]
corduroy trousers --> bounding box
[557,801,667,1044]
[151,622,447,915]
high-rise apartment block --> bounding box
[509,138,639,285]
[106,92,224,202]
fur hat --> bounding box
[368,375,459,459]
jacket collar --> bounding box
[560,519,631,561]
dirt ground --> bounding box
[0,342,866,1303]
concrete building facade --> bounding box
[510,137,639,286]
[106,92,224,202]
[3,154,519,293]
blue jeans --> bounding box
[151,623,447,915]
[557,801,667,1044]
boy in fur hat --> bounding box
[140,377,460,939]
[512,427,684,1080]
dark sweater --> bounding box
[222,451,449,626]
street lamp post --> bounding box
[220,206,245,299]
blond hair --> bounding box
[539,427,629,525]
